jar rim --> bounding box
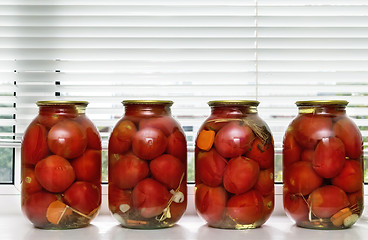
[208,100,259,107]
[296,100,348,106]
[36,100,89,106]
[122,100,173,106]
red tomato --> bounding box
[63,181,101,215]
[214,121,255,158]
[301,149,314,162]
[312,137,346,178]
[132,127,168,160]
[333,117,363,159]
[254,168,274,196]
[132,178,170,218]
[246,137,274,169]
[37,113,70,129]
[22,168,43,195]
[48,119,87,159]
[223,156,259,194]
[71,149,101,183]
[196,149,227,187]
[139,116,177,136]
[168,181,187,222]
[203,115,228,132]
[283,191,309,222]
[110,153,149,189]
[195,184,227,225]
[108,183,132,214]
[150,154,185,189]
[282,132,301,167]
[37,105,78,129]
[227,190,264,225]
[284,161,323,195]
[308,185,349,218]
[262,194,274,221]
[166,129,187,162]
[331,160,363,193]
[35,155,75,193]
[22,191,58,227]
[75,116,102,150]
[293,114,333,149]
[169,201,187,223]
[347,190,363,211]
[22,122,49,166]
[109,120,137,154]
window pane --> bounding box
[0,147,13,183]
[102,149,108,182]
[187,151,195,183]
[0,124,14,184]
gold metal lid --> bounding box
[36,100,89,106]
[208,100,259,107]
[122,100,173,106]
[296,100,348,107]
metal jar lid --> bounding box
[295,100,348,107]
[208,100,260,107]
[122,100,173,106]
[36,100,89,106]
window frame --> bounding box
[1,0,368,217]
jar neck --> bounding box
[38,104,85,116]
[298,105,346,115]
[210,105,258,118]
[124,104,172,117]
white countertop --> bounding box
[2,213,368,240]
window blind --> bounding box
[256,0,368,180]
[0,0,368,183]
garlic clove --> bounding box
[172,191,184,203]
[113,213,126,225]
[166,208,171,219]
[343,214,359,228]
[119,204,131,213]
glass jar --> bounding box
[108,100,187,229]
[21,101,102,229]
[195,100,274,229]
[283,100,364,229]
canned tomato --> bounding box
[108,100,187,229]
[195,100,274,229]
[283,100,364,229]
[21,101,101,229]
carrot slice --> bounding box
[46,200,73,225]
[330,207,352,227]
[197,130,215,151]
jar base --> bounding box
[208,223,260,230]
[296,221,351,230]
[112,212,178,229]
[33,222,91,230]
[206,217,265,230]
[119,223,175,230]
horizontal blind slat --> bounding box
[0,5,256,16]
[0,37,257,49]
[0,0,256,6]
[0,27,257,38]
[0,16,256,27]
[258,6,368,16]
